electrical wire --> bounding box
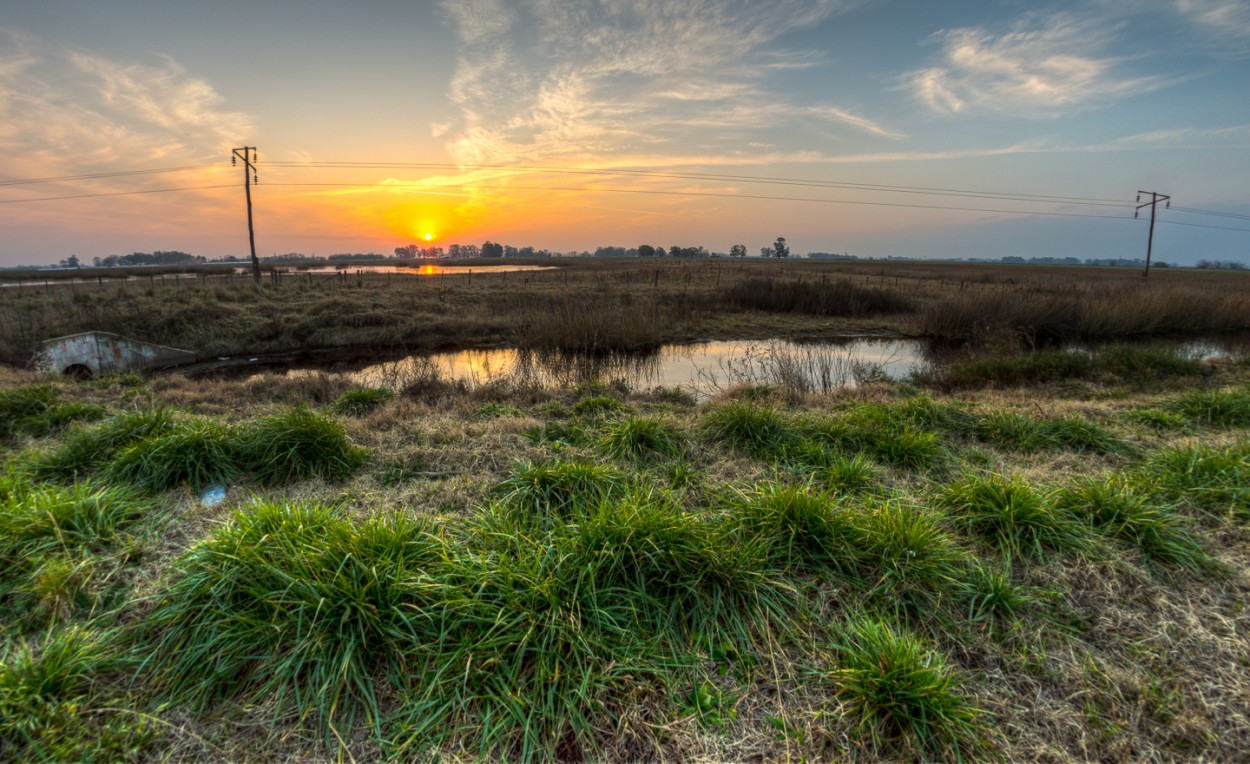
[259,181,1138,221]
[0,164,231,187]
[264,161,1137,208]
[0,185,236,204]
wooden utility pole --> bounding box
[1135,190,1170,282]
[233,147,260,285]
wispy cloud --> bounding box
[434,0,894,173]
[1176,0,1250,41]
[0,26,250,179]
[908,12,1167,117]
[1113,122,1250,145]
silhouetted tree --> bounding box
[729,244,747,258]
[638,244,656,257]
[772,237,790,258]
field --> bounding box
[3,258,1250,368]
[2,259,1250,762]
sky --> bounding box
[1,0,1248,266]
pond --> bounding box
[280,264,556,276]
[292,337,928,400]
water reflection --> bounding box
[351,338,927,399]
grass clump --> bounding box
[104,418,239,492]
[937,474,1089,561]
[141,501,445,742]
[1052,477,1213,571]
[1168,387,1250,427]
[959,562,1045,634]
[815,452,882,496]
[495,458,630,520]
[826,619,990,760]
[728,482,862,574]
[235,406,367,484]
[0,385,105,441]
[27,408,178,482]
[0,625,156,763]
[701,400,798,460]
[1145,444,1250,522]
[0,481,151,626]
[598,415,684,463]
[870,428,945,471]
[855,500,970,620]
[572,395,630,419]
[330,386,394,416]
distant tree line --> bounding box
[92,251,205,267]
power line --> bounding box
[1169,206,1250,222]
[0,164,230,187]
[261,181,1138,221]
[1158,219,1250,233]
[264,161,1137,208]
[0,184,235,204]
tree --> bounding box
[772,237,790,259]
[481,241,504,257]
[729,244,747,258]
[760,246,772,258]
[59,255,80,268]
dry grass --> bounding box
[7,259,1246,370]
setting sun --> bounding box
[423,233,433,241]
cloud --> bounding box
[1176,0,1250,41]
[1113,122,1250,145]
[909,12,1167,117]
[434,0,894,173]
[0,26,251,179]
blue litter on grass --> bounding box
[201,483,227,507]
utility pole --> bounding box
[1135,190,1170,282]
[233,147,260,285]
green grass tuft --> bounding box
[729,482,863,574]
[598,415,684,463]
[0,385,105,442]
[28,408,178,482]
[235,406,368,484]
[104,418,239,492]
[702,401,799,460]
[855,500,970,619]
[141,501,445,743]
[938,474,1089,561]
[815,452,882,496]
[330,387,394,416]
[1052,477,1213,571]
[1168,388,1250,427]
[827,619,990,759]
[1144,444,1250,522]
[0,625,156,762]
[495,458,630,520]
